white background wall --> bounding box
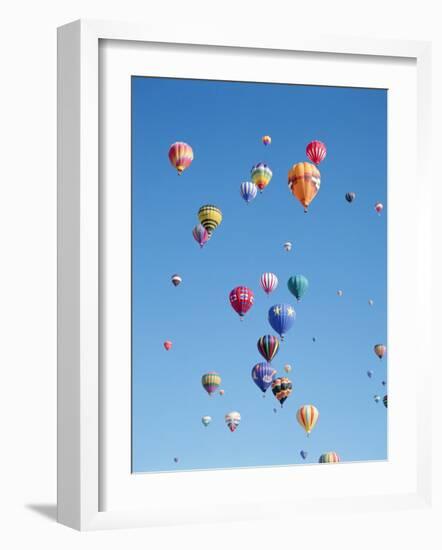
[0,1,440,548]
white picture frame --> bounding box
[57,19,433,531]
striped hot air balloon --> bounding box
[240,181,258,204]
[251,163,272,192]
[229,286,254,319]
[260,272,278,295]
[306,140,327,165]
[225,411,241,432]
[201,372,221,396]
[192,224,210,248]
[319,452,340,463]
[271,377,292,407]
[288,162,321,213]
[345,192,356,203]
[296,404,319,436]
[168,142,194,175]
[198,205,223,235]
[257,335,280,362]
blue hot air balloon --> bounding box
[300,450,308,460]
[240,181,258,204]
[367,370,374,378]
[251,362,276,393]
[268,304,296,340]
[287,274,309,302]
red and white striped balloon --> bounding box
[260,272,278,295]
[306,140,327,165]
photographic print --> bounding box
[131,76,387,473]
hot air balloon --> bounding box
[198,205,223,235]
[229,286,254,319]
[345,192,356,203]
[306,140,327,165]
[284,241,292,252]
[319,452,340,463]
[192,224,210,248]
[201,415,212,427]
[171,274,182,287]
[383,395,388,408]
[374,395,381,403]
[382,380,386,386]
[288,162,321,213]
[251,362,276,394]
[337,290,343,297]
[271,377,292,407]
[219,389,225,396]
[225,411,241,432]
[260,272,278,295]
[367,370,374,378]
[251,162,272,192]
[273,408,277,414]
[168,142,193,175]
[368,299,374,306]
[374,344,386,360]
[287,274,309,302]
[284,364,292,374]
[262,135,271,146]
[268,304,296,340]
[296,404,319,436]
[312,336,316,343]
[173,457,179,463]
[257,335,280,362]
[300,450,308,460]
[375,202,384,215]
[239,181,258,204]
[163,340,172,351]
[201,372,221,396]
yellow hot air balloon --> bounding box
[198,205,223,235]
[296,404,319,436]
[168,142,194,175]
[288,162,321,213]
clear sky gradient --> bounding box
[131,76,387,473]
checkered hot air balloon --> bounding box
[229,286,254,320]
[260,272,278,295]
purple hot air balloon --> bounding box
[251,362,276,394]
[192,224,210,248]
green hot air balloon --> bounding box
[287,274,309,302]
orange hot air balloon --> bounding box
[288,162,321,213]
[163,340,172,351]
[168,142,194,175]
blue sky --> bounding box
[131,76,387,473]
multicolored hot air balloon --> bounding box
[345,192,356,203]
[240,181,258,204]
[374,395,381,403]
[192,224,210,248]
[284,364,292,374]
[306,140,327,165]
[201,372,221,396]
[288,162,321,213]
[251,362,276,394]
[271,377,292,407]
[225,411,241,432]
[163,340,172,351]
[284,241,292,252]
[251,163,272,192]
[300,450,308,460]
[268,304,296,340]
[198,205,223,235]
[201,415,212,427]
[374,344,386,360]
[229,286,254,320]
[367,370,374,378]
[257,335,280,362]
[262,135,271,146]
[383,395,388,408]
[287,274,309,302]
[171,274,182,287]
[296,404,319,436]
[375,202,384,215]
[260,272,278,295]
[319,452,340,463]
[168,142,194,175]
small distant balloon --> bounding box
[173,457,179,463]
[368,299,374,306]
[284,241,292,252]
[273,408,277,414]
[383,395,388,408]
[319,452,340,464]
[300,450,308,460]
[219,389,225,396]
[163,340,172,351]
[374,344,386,360]
[240,181,258,204]
[375,202,384,215]
[262,135,272,146]
[382,380,386,386]
[306,140,327,165]
[367,370,374,378]
[284,364,292,374]
[171,274,182,287]
[201,415,212,427]
[337,290,343,297]
[225,411,241,432]
[345,192,356,203]
[374,395,381,403]
[312,336,316,343]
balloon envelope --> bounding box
[306,140,327,165]
[201,372,221,395]
[192,224,210,248]
[225,411,241,432]
[374,344,386,359]
[163,340,172,351]
[257,335,280,362]
[229,286,254,318]
[201,415,212,427]
[168,142,193,175]
[345,192,356,203]
[251,362,276,393]
[198,205,223,235]
[240,181,258,203]
[319,452,340,463]
[288,162,321,212]
[271,377,292,407]
[171,274,182,287]
[287,274,309,301]
[262,135,271,146]
[300,450,308,460]
[284,242,292,252]
[268,304,296,340]
[260,272,278,295]
[297,404,319,435]
[251,162,272,191]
